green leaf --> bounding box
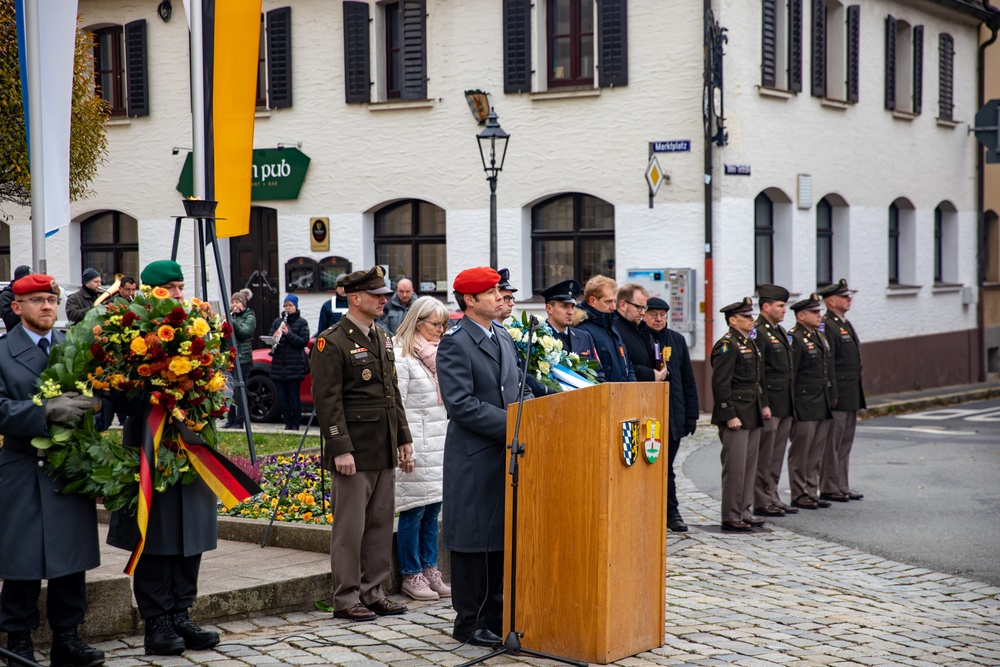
[31,437,54,450]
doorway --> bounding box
[229,206,280,348]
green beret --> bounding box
[141,260,185,287]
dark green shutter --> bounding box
[912,25,923,115]
[400,0,427,100]
[885,15,896,111]
[266,7,293,108]
[847,5,860,103]
[598,0,628,87]
[761,0,777,88]
[504,0,532,93]
[789,0,803,92]
[811,0,826,98]
[124,19,149,117]
[343,2,371,103]
[939,33,954,120]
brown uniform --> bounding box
[821,312,865,495]
[754,316,795,511]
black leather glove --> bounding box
[44,392,87,423]
[684,421,698,437]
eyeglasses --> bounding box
[17,296,60,307]
[502,295,516,304]
[624,300,648,313]
[420,319,447,330]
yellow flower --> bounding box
[158,325,176,342]
[130,337,147,355]
[206,373,227,392]
[168,357,192,375]
[179,341,193,354]
[540,336,554,352]
[538,361,550,375]
[508,327,523,342]
[32,395,43,406]
[151,287,170,299]
[189,317,210,337]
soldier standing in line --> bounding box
[818,279,865,501]
[787,294,837,510]
[710,297,771,532]
[753,285,798,518]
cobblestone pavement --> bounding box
[86,429,998,667]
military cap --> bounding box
[790,293,823,312]
[497,268,518,293]
[334,273,350,287]
[141,260,184,287]
[720,297,754,318]
[342,266,393,294]
[757,283,790,302]
[646,296,670,312]
[12,274,59,295]
[817,278,856,298]
[539,279,581,303]
[453,267,501,294]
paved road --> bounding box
[684,399,1000,586]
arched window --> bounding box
[754,192,774,286]
[933,202,958,285]
[888,198,916,286]
[374,200,446,294]
[816,198,833,287]
[888,202,901,284]
[531,193,614,293]
[80,211,139,282]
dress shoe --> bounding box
[144,614,186,656]
[820,492,849,502]
[720,521,752,532]
[813,497,832,508]
[744,515,765,527]
[171,610,220,650]
[847,490,864,500]
[776,502,799,514]
[668,515,689,532]
[753,505,785,517]
[791,498,818,509]
[365,597,407,616]
[50,627,105,667]
[455,628,503,648]
[7,631,34,665]
[333,603,377,622]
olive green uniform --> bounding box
[821,312,864,495]
[754,316,794,510]
[787,323,836,504]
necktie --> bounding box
[38,337,49,356]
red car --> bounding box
[244,340,314,423]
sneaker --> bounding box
[423,568,452,597]
[401,573,440,601]
[6,631,34,666]
[144,614,186,656]
[170,610,220,651]
[50,627,104,667]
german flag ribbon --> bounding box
[124,405,262,576]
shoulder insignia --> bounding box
[444,324,462,336]
[787,334,793,345]
[748,328,757,340]
[720,342,729,354]
[316,337,326,353]
[818,322,825,333]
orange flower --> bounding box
[157,325,176,341]
[301,512,313,522]
[137,364,153,377]
[151,287,170,299]
[92,379,111,391]
[190,298,203,307]
[129,337,147,355]
[92,325,103,335]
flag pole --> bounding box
[190,0,206,295]
[23,0,46,274]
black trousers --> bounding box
[450,550,503,640]
[133,554,201,619]
[0,572,87,632]
[667,436,682,518]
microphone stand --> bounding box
[458,317,586,667]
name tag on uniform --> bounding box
[350,349,369,359]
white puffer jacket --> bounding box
[394,348,447,513]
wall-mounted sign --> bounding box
[724,164,751,176]
[311,217,330,251]
[176,147,311,200]
[645,156,666,195]
[652,140,691,153]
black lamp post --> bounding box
[477,108,510,269]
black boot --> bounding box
[143,615,185,656]
[5,631,33,667]
[170,610,219,651]
[50,627,104,667]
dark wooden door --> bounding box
[229,206,279,348]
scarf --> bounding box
[412,333,443,404]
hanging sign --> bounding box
[177,148,311,200]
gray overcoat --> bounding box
[437,316,530,553]
[0,326,101,580]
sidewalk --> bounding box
[42,383,1000,665]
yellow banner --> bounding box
[212,0,261,238]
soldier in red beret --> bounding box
[436,266,531,647]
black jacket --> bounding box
[648,326,700,441]
[268,311,310,381]
[572,304,635,382]
[612,315,658,382]
[0,285,18,331]
[66,286,100,324]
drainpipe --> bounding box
[977,2,999,382]
[703,0,716,397]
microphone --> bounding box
[527,315,542,330]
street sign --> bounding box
[652,140,691,153]
[645,156,666,195]
[724,164,751,176]
[973,99,1000,153]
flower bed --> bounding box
[223,454,332,525]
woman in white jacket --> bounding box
[393,296,452,601]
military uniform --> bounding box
[311,267,412,618]
[540,280,603,381]
[711,298,768,530]
[787,294,837,508]
[753,284,796,516]
[819,279,865,499]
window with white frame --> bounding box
[885,16,923,114]
[761,0,802,92]
[888,198,916,286]
[934,202,958,285]
[755,189,793,289]
[810,0,860,102]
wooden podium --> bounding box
[503,382,669,665]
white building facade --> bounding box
[1,0,992,401]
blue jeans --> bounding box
[274,379,301,429]
[396,502,441,575]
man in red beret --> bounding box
[0,274,109,666]
[436,267,531,647]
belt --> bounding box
[342,397,395,410]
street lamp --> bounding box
[476,108,510,269]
